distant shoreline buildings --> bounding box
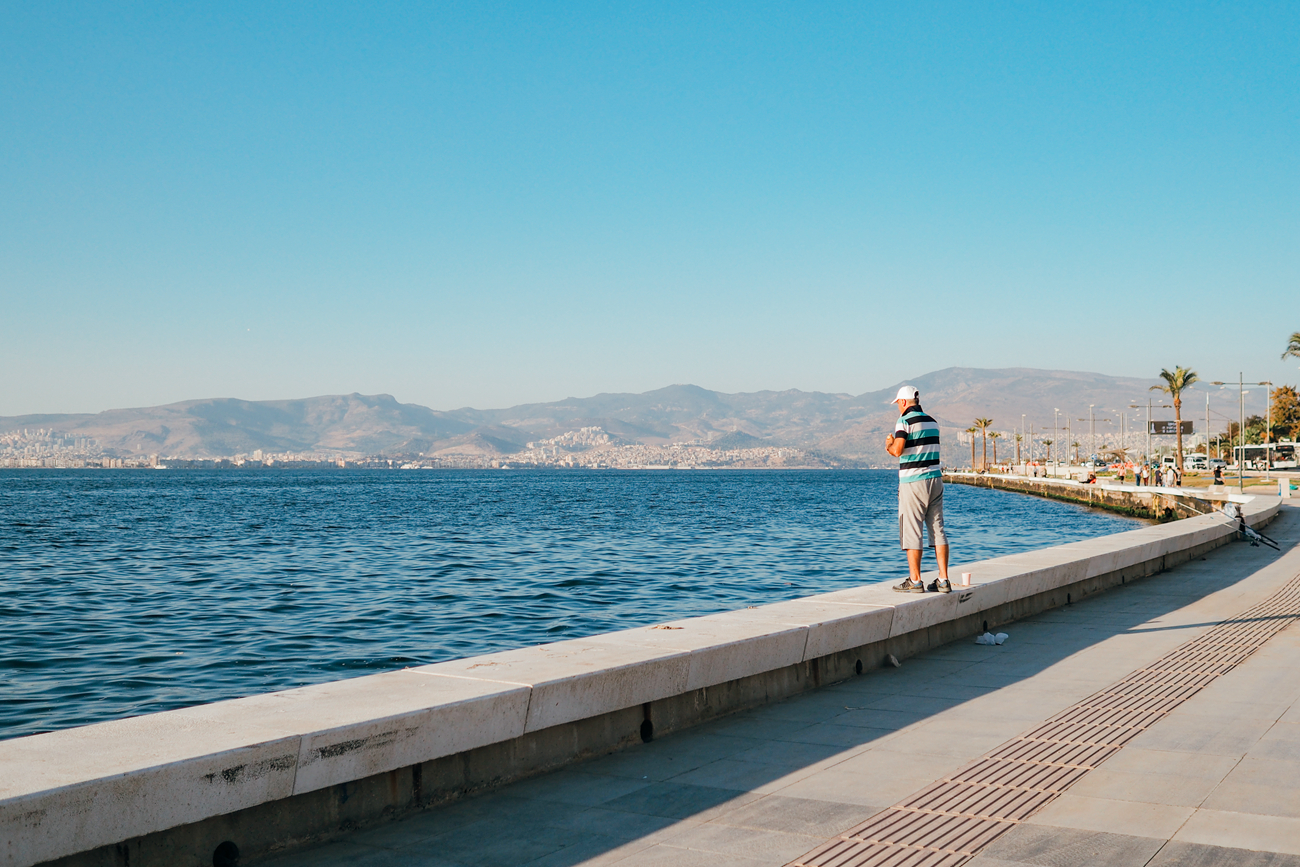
[0,425,856,470]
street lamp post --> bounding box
[1262,380,1273,479]
[1089,405,1095,463]
[1209,375,1274,491]
[1053,408,1059,477]
[1210,374,1246,493]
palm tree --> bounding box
[1282,331,1300,360]
[989,431,1002,464]
[1150,366,1200,472]
[1072,441,1082,463]
[1042,438,1054,464]
[974,418,993,470]
[1014,433,1023,465]
[966,427,978,469]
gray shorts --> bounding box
[899,477,947,550]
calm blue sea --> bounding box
[0,469,1140,740]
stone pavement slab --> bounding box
[259,504,1300,867]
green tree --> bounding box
[966,427,978,469]
[1150,366,1200,472]
[989,431,1002,464]
[1282,332,1300,360]
[1271,385,1300,441]
[1244,414,1268,445]
[1042,438,1054,464]
[1014,433,1023,464]
[974,418,993,470]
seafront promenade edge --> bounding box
[274,503,1300,867]
[1,494,1282,867]
[943,471,1268,522]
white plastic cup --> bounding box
[961,572,972,586]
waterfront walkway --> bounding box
[264,504,1300,867]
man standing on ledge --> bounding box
[886,386,951,593]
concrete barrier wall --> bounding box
[2,495,1282,867]
[944,471,1255,521]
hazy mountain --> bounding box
[0,394,477,458]
[3,368,1263,463]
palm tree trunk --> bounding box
[981,432,987,470]
[1174,398,1184,472]
[970,437,976,469]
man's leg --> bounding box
[926,479,950,585]
[896,483,927,592]
[907,547,923,581]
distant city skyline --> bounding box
[3,3,1296,416]
[0,368,1279,469]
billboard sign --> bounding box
[1149,420,1194,435]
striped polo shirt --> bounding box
[894,404,942,483]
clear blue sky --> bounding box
[3,2,1297,415]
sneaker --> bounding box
[893,578,925,593]
[935,579,952,594]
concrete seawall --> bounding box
[944,471,1246,521]
[1,494,1282,867]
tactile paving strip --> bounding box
[785,569,1300,867]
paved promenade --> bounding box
[264,504,1300,867]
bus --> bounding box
[1232,443,1298,469]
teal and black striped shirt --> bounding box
[894,405,942,483]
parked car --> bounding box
[1185,455,1209,471]
[1209,458,1227,470]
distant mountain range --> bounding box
[3,367,1262,464]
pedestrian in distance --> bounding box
[886,386,952,594]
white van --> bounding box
[1160,455,1177,468]
[1185,454,1208,471]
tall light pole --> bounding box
[1146,397,1153,463]
[1210,375,1274,491]
[1053,408,1059,476]
[1262,380,1273,479]
[1130,401,1147,469]
[1021,414,1026,469]
[1210,374,1245,492]
[1089,405,1095,463]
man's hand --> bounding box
[886,433,905,457]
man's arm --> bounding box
[886,432,906,457]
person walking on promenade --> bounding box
[886,386,951,594]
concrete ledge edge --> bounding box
[0,495,1282,867]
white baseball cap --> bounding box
[894,386,919,402]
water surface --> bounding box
[0,469,1140,739]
